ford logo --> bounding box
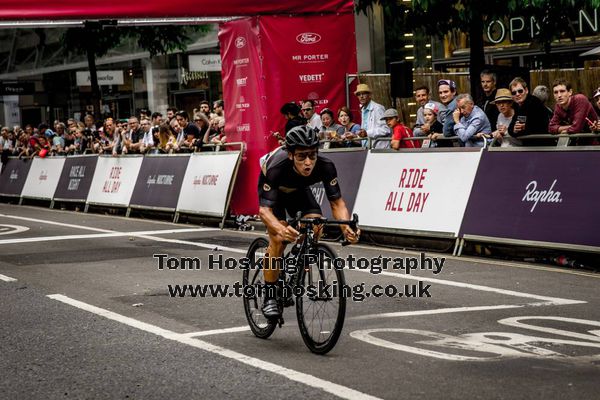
[235,37,247,48]
[296,33,321,45]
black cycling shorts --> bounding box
[270,187,322,221]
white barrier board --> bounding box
[21,157,66,200]
[177,152,241,217]
[86,156,143,207]
[353,151,482,236]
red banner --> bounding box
[219,17,268,216]
[0,0,353,20]
[259,14,358,135]
[221,13,357,215]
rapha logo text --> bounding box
[522,179,563,212]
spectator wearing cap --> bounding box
[490,89,520,147]
[437,79,458,147]
[422,102,444,143]
[301,100,322,131]
[548,78,598,137]
[476,69,500,129]
[382,108,415,150]
[507,77,550,143]
[413,85,445,138]
[355,83,390,149]
[452,93,490,147]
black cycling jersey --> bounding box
[258,147,341,219]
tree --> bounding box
[62,23,210,120]
[355,0,600,97]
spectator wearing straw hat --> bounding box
[355,83,390,149]
[490,88,520,147]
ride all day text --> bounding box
[385,168,429,213]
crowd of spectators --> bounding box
[3,71,600,163]
[0,100,227,163]
[412,71,600,148]
[276,73,600,152]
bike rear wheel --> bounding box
[296,243,346,354]
[243,238,276,339]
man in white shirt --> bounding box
[355,83,390,148]
[301,100,322,131]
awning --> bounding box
[0,0,353,21]
[580,46,600,57]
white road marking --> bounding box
[350,304,524,321]
[351,317,600,362]
[182,326,251,337]
[0,228,218,245]
[48,294,381,400]
[0,274,17,282]
[0,224,30,235]
[0,213,113,232]
[1,212,586,315]
[354,269,585,306]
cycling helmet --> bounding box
[285,125,319,150]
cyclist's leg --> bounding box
[261,204,287,318]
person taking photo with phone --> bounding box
[507,77,550,145]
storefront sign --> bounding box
[21,157,66,200]
[53,155,99,202]
[189,54,222,72]
[76,71,124,86]
[460,151,600,249]
[0,82,35,95]
[354,150,482,236]
[486,8,600,45]
[129,155,190,210]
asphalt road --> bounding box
[1,203,599,400]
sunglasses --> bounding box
[511,89,525,95]
[293,150,318,161]
[302,108,313,112]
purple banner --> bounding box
[129,155,190,210]
[460,150,600,248]
[53,155,98,201]
[0,158,32,197]
[310,149,367,219]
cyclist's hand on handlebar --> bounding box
[277,224,300,243]
[342,225,360,244]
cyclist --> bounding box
[258,125,360,319]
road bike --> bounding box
[242,213,358,354]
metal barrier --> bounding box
[372,136,477,149]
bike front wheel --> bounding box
[296,243,346,354]
[243,237,276,339]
